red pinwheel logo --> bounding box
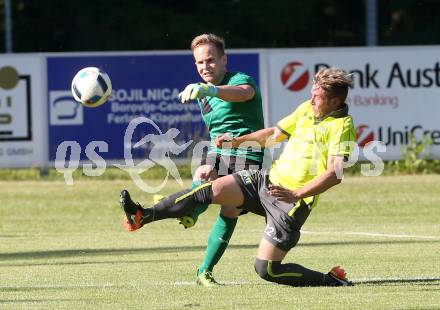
[280,61,309,91]
[356,124,375,147]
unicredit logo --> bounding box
[356,124,375,147]
[280,61,309,91]
[356,124,440,147]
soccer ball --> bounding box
[71,67,112,108]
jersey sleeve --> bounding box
[328,116,356,157]
[276,101,308,137]
[228,72,257,90]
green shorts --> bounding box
[233,169,313,251]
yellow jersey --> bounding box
[269,101,355,206]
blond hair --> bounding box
[314,68,353,103]
[191,33,225,55]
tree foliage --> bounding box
[1,0,439,52]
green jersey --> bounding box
[198,71,264,163]
[269,101,355,207]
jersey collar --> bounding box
[314,103,349,124]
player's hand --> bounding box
[267,185,299,203]
[178,83,218,103]
[214,133,235,148]
[194,164,216,181]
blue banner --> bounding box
[47,53,259,161]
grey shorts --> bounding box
[202,154,262,216]
[233,169,313,251]
[201,153,262,176]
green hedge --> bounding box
[0,160,439,181]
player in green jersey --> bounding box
[178,33,264,286]
[120,67,356,286]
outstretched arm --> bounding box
[215,84,255,102]
[215,127,288,148]
[179,83,255,103]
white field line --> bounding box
[352,276,440,282]
[173,281,257,286]
[344,232,437,239]
[2,277,438,290]
[301,230,439,240]
[247,229,439,240]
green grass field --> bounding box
[1,175,439,309]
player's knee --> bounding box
[210,179,223,201]
[220,205,241,218]
[254,258,270,280]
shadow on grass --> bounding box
[0,245,218,261]
[0,239,437,261]
[355,277,440,286]
[0,298,84,303]
[0,258,194,268]
[0,284,125,292]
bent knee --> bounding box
[254,258,270,280]
[211,175,244,207]
[220,205,241,218]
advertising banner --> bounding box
[0,55,46,168]
[47,52,259,162]
[267,46,440,159]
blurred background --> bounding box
[2,0,440,52]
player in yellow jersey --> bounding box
[120,67,356,286]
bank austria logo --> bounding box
[356,124,375,147]
[280,61,310,92]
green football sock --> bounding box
[198,214,237,274]
[191,180,209,218]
